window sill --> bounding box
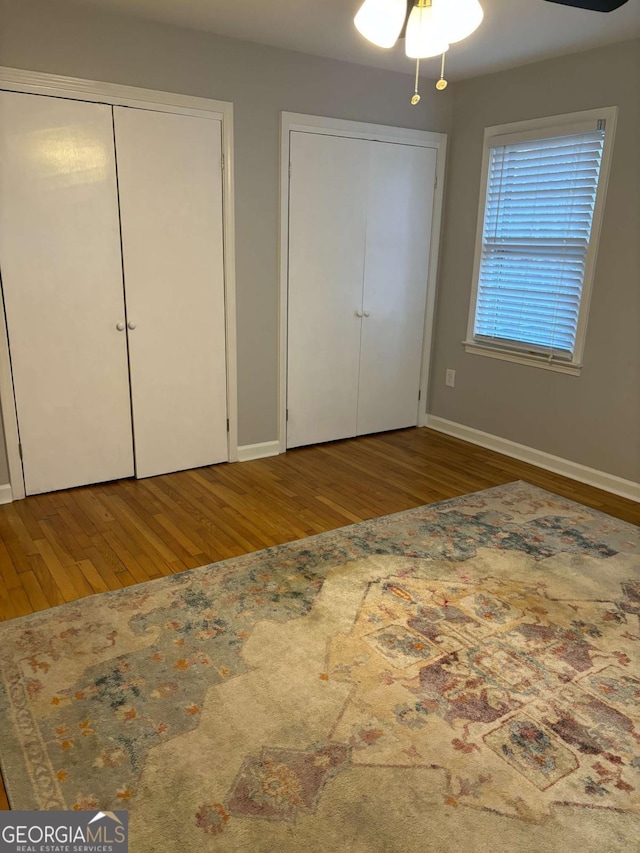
[463,341,583,376]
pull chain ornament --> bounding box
[411,58,421,105]
[436,52,448,90]
[413,53,448,104]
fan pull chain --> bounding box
[436,52,448,90]
[411,58,421,105]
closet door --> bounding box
[287,131,369,449]
[0,91,134,495]
[114,107,228,478]
[356,142,437,435]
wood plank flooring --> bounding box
[0,427,638,809]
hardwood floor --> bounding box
[0,427,638,809]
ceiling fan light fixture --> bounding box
[354,0,408,49]
[405,2,450,58]
[354,0,486,100]
[432,0,484,44]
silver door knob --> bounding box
[355,310,363,318]
[127,321,137,330]
[116,322,126,331]
[363,311,371,317]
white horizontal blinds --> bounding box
[474,126,605,358]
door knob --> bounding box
[363,311,371,317]
[355,310,363,318]
[116,322,125,331]
[127,321,137,330]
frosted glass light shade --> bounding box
[405,4,450,59]
[354,0,407,49]
[432,0,483,44]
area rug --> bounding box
[0,482,639,851]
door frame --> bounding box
[0,66,239,500]
[278,112,447,453]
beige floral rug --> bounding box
[1,482,639,851]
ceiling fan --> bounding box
[354,0,632,102]
[543,1,630,9]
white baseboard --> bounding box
[237,440,281,463]
[0,483,12,504]
[426,415,640,504]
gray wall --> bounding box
[431,39,640,483]
[0,0,452,463]
[0,0,637,488]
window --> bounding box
[465,108,617,374]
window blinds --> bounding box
[474,127,605,359]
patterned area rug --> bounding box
[1,482,639,852]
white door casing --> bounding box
[284,120,443,450]
[114,106,228,478]
[0,91,135,495]
[0,66,238,501]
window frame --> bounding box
[464,106,618,375]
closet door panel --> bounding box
[287,132,368,449]
[0,91,134,495]
[114,107,228,478]
[357,142,437,435]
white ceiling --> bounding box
[79,0,640,80]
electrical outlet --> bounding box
[445,369,456,388]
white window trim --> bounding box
[464,106,618,374]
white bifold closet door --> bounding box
[113,107,228,478]
[287,133,369,448]
[286,131,436,449]
[0,92,135,495]
[357,141,437,435]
